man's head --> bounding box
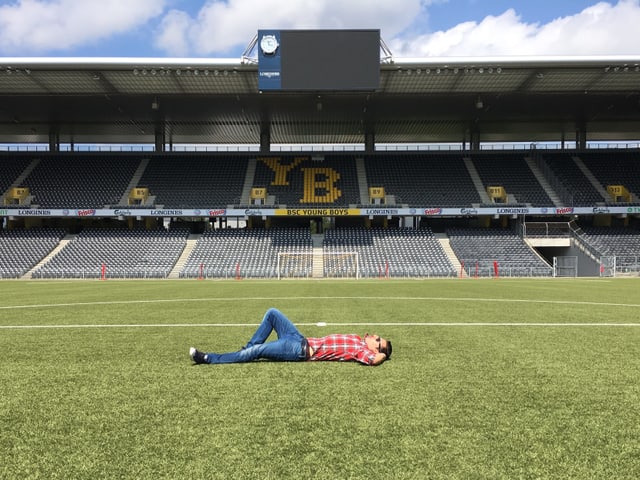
[380,338,392,359]
[365,334,392,360]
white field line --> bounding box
[1,296,639,329]
[1,295,640,311]
[1,322,640,330]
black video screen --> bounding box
[279,30,380,91]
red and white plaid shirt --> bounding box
[306,334,376,365]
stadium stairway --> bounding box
[22,234,75,279]
[119,158,150,205]
[312,248,324,278]
[168,234,200,279]
[4,158,40,206]
[524,156,562,206]
[312,233,324,278]
[434,233,465,278]
[12,158,40,191]
[463,158,491,204]
[240,158,257,205]
[355,157,369,204]
[572,156,610,201]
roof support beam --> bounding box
[48,127,59,152]
[575,121,587,150]
[365,131,375,153]
[260,126,271,153]
[154,125,165,152]
[469,128,481,151]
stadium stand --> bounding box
[471,153,553,206]
[363,154,482,207]
[577,152,640,205]
[5,150,640,211]
[4,149,640,280]
[180,228,313,278]
[19,155,140,208]
[447,227,553,277]
[135,154,248,208]
[539,153,606,206]
[581,226,640,255]
[31,228,189,279]
[323,227,456,278]
[578,226,640,273]
[252,155,361,206]
[0,228,66,278]
[0,156,34,201]
[4,49,640,282]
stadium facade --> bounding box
[1,30,640,278]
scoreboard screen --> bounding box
[258,29,380,91]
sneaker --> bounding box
[189,347,208,364]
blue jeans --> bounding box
[204,308,307,364]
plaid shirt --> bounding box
[306,334,376,365]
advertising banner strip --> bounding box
[275,208,361,216]
[2,206,640,217]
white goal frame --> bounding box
[277,252,313,279]
[277,251,359,279]
[322,251,359,279]
[553,256,578,277]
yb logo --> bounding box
[260,157,342,204]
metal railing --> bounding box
[3,142,640,153]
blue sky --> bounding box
[0,0,639,58]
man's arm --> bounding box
[371,353,387,366]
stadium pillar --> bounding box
[154,127,165,152]
[260,129,271,153]
[470,130,481,151]
[575,123,587,150]
[48,129,60,152]
[365,132,375,153]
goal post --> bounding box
[277,252,313,279]
[277,251,359,279]
[323,251,359,279]
[553,256,578,277]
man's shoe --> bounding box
[189,347,208,364]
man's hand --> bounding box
[372,352,387,366]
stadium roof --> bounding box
[1,54,640,147]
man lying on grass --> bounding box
[190,307,392,366]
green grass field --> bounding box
[1,278,640,479]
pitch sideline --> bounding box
[2,322,640,330]
[2,295,640,311]
[2,295,640,329]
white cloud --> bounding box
[390,0,640,57]
[3,0,640,58]
[155,0,640,58]
[155,0,424,56]
[155,9,192,56]
[0,0,167,54]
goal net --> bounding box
[277,251,359,279]
[553,256,578,277]
[323,251,359,279]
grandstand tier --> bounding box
[3,150,640,216]
[2,222,638,279]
